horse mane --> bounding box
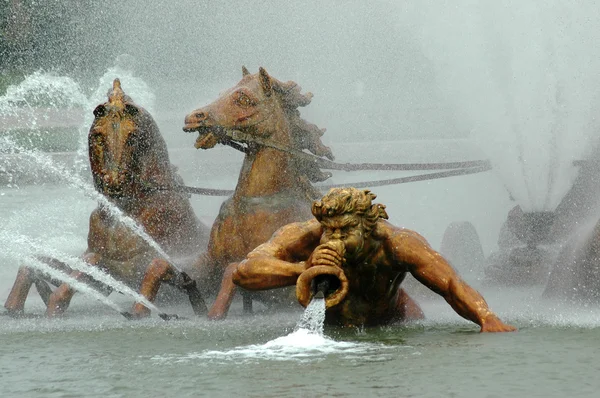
[271,77,334,184]
[134,108,181,190]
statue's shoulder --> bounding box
[272,218,321,240]
[249,219,320,258]
[376,220,429,246]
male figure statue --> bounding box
[232,187,516,332]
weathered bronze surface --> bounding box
[183,67,336,319]
[233,187,516,331]
[4,79,210,318]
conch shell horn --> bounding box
[296,240,349,308]
[296,265,348,308]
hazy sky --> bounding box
[47,1,461,143]
[7,0,600,212]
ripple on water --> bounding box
[151,297,404,364]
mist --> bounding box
[402,1,600,211]
[3,1,460,139]
[3,0,600,251]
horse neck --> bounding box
[234,125,303,198]
[136,131,176,190]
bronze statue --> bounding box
[232,187,516,331]
[183,67,356,318]
[4,79,211,318]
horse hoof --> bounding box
[122,310,156,320]
[2,309,23,318]
[158,313,188,321]
[207,310,226,321]
[121,312,135,320]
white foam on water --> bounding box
[152,328,390,364]
[152,298,394,364]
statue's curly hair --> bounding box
[311,187,389,233]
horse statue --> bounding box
[4,79,211,318]
[183,67,335,319]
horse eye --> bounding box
[236,92,253,107]
[93,105,106,118]
[124,104,139,116]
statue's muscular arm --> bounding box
[233,219,322,290]
[382,223,516,332]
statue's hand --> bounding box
[306,241,345,268]
[480,313,517,333]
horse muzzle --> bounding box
[183,110,211,132]
[99,170,129,195]
[296,265,349,309]
[184,125,229,149]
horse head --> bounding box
[89,78,173,199]
[183,67,334,182]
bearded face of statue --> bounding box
[319,213,367,261]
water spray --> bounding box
[23,237,160,312]
[1,137,182,269]
[22,256,130,317]
[1,233,167,319]
[0,70,198,320]
[1,138,192,319]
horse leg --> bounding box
[188,252,217,293]
[132,258,208,318]
[4,266,38,316]
[208,262,240,320]
[34,280,53,306]
[46,270,90,317]
[35,256,76,306]
[394,288,425,321]
[174,270,208,316]
[45,252,111,317]
[4,257,72,316]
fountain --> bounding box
[4,2,600,396]
[417,2,600,285]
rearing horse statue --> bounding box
[183,67,335,318]
[4,79,211,318]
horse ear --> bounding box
[258,67,272,97]
[242,66,250,76]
